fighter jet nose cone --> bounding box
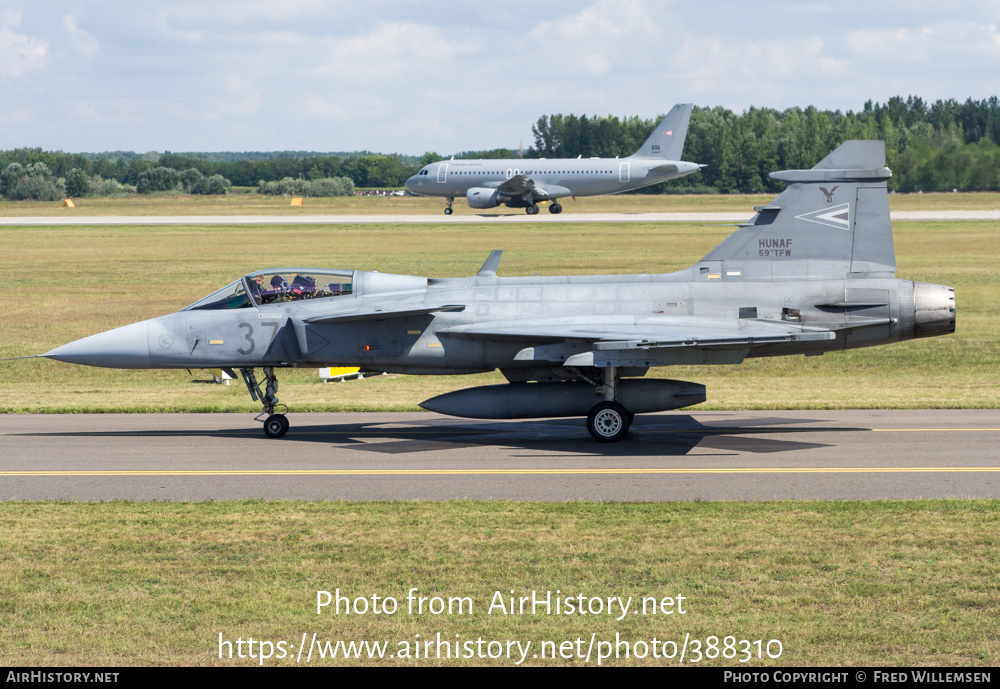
[44,320,152,369]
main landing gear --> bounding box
[240,366,289,438]
[525,204,538,215]
[571,365,634,442]
[587,401,632,442]
[549,203,563,214]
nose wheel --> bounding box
[240,366,290,438]
[263,413,289,438]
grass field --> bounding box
[2,500,998,666]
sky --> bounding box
[2,1,998,156]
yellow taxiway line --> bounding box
[2,467,999,477]
[870,428,1000,432]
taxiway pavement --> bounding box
[2,410,997,501]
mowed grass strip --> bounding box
[1,219,995,412]
[1,500,997,667]
[1,190,999,216]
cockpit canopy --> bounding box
[183,269,354,311]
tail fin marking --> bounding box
[700,140,896,278]
[633,104,693,160]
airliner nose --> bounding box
[43,320,152,369]
[405,175,418,192]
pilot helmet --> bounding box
[270,275,288,290]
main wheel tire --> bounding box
[263,414,289,438]
[549,203,562,214]
[586,402,631,443]
[525,205,538,215]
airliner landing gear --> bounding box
[444,197,454,215]
[525,204,539,215]
[549,203,563,214]
[240,366,289,438]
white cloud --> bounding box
[63,14,98,57]
[310,21,478,81]
[0,12,48,79]
[210,75,261,118]
[3,0,999,152]
[302,94,350,121]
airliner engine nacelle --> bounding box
[466,187,504,209]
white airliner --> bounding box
[405,104,701,215]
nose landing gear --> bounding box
[263,413,290,438]
[240,366,289,438]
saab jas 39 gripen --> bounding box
[35,141,954,442]
[404,104,700,214]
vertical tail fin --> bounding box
[633,104,693,160]
[701,140,895,278]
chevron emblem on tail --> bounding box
[795,203,851,230]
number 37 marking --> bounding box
[237,321,280,355]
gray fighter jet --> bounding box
[405,104,700,214]
[38,141,955,442]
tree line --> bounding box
[2,95,998,199]
[0,151,403,199]
[527,96,1000,193]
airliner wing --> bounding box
[496,175,534,195]
[648,162,681,174]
